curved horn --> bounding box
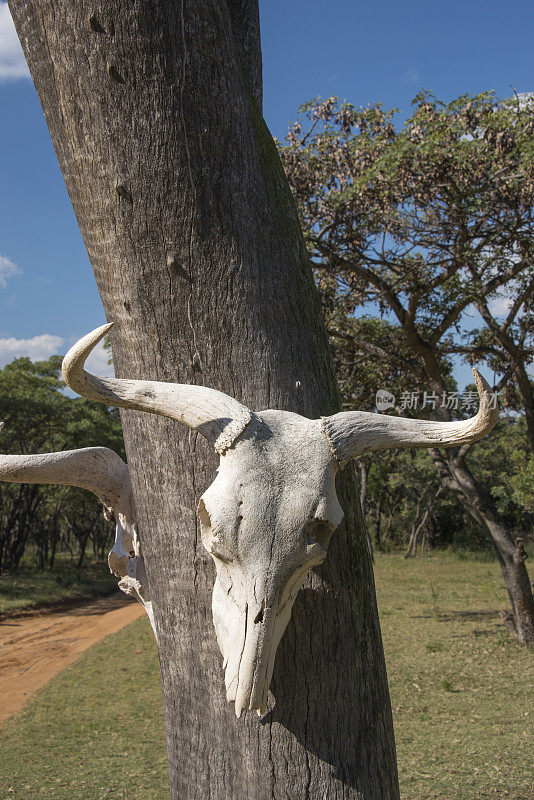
[0,423,131,514]
[321,369,498,467]
[62,324,252,454]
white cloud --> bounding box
[0,254,21,287]
[0,333,64,367]
[84,339,114,377]
[488,293,513,317]
[0,332,114,377]
[0,2,30,81]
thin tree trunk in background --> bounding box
[49,529,57,570]
[430,447,534,642]
[514,365,534,456]
[404,495,423,558]
[9,2,399,798]
[375,499,382,550]
[358,459,368,516]
[408,349,533,642]
[404,490,436,558]
[76,536,87,569]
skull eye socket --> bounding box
[198,499,235,563]
[307,518,333,551]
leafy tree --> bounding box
[470,417,534,522]
[363,416,532,556]
[280,91,534,641]
[0,356,124,572]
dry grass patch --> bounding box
[375,553,533,799]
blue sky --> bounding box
[0,0,532,384]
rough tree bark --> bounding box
[9,2,399,798]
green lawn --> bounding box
[376,554,533,799]
[0,553,532,799]
[0,555,117,616]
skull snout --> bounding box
[198,474,340,717]
[232,596,279,717]
[227,550,327,717]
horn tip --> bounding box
[92,322,114,340]
[472,367,491,395]
[62,323,115,384]
[471,368,499,426]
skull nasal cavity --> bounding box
[254,601,265,624]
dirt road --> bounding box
[0,593,145,727]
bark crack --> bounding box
[179,0,201,376]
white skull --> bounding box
[198,411,343,716]
[0,424,157,639]
[61,325,498,717]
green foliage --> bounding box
[327,313,454,410]
[280,90,533,416]
[470,416,533,518]
[280,90,534,559]
[364,416,532,553]
[0,356,125,574]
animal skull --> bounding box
[198,411,343,715]
[0,422,156,636]
[62,324,498,716]
[106,508,156,636]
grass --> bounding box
[0,552,532,799]
[0,619,165,800]
[376,554,533,800]
[0,554,117,616]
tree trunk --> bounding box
[357,459,368,517]
[374,499,382,551]
[430,447,534,642]
[514,365,534,456]
[76,533,87,569]
[383,513,393,544]
[404,496,421,558]
[404,341,533,642]
[9,2,399,798]
[404,493,434,558]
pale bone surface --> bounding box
[0,423,156,634]
[62,324,498,716]
[107,511,156,636]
